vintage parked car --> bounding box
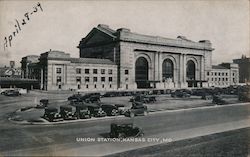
[212,95,227,105]
[36,99,49,109]
[72,102,91,119]
[100,104,119,116]
[171,89,191,98]
[115,104,127,115]
[87,104,107,117]
[60,105,77,120]
[68,93,83,101]
[238,85,250,102]
[201,93,213,100]
[2,90,21,96]
[84,95,101,103]
[43,107,63,122]
[109,123,144,138]
[125,102,148,117]
[129,95,156,103]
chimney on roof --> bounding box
[199,40,211,44]
[116,28,130,32]
[97,24,109,28]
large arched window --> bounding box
[186,60,195,80]
[162,59,174,80]
[135,57,149,88]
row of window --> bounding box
[76,76,113,83]
[56,68,129,75]
[56,76,114,83]
[208,77,229,81]
[76,68,113,75]
[207,72,229,76]
[78,84,113,89]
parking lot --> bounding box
[3,90,240,124]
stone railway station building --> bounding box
[21,24,237,91]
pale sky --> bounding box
[0,0,249,67]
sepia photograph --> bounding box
[0,0,249,156]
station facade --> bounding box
[21,24,216,91]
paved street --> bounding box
[0,92,249,156]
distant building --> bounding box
[21,24,215,91]
[207,63,239,87]
[0,61,21,78]
[0,61,38,89]
[233,55,250,83]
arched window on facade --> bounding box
[162,59,174,81]
[186,60,196,80]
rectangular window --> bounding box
[94,84,97,88]
[56,76,62,83]
[215,72,217,76]
[93,69,98,74]
[219,78,221,81]
[85,69,90,74]
[101,77,105,82]
[226,73,228,76]
[110,84,112,88]
[211,72,213,76]
[86,84,89,88]
[222,78,225,81]
[109,77,113,82]
[101,69,105,74]
[215,78,217,81]
[125,70,129,75]
[207,72,209,76]
[212,78,213,81]
[85,77,90,82]
[218,73,221,76]
[222,73,224,76]
[76,76,81,83]
[56,68,62,74]
[93,77,97,82]
[226,78,228,81]
[102,84,105,88]
[108,69,112,74]
[76,68,81,74]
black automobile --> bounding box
[201,93,213,100]
[124,102,148,117]
[87,104,106,117]
[36,99,49,109]
[84,95,101,103]
[238,85,250,102]
[68,93,83,102]
[60,105,77,120]
[100,104,119,116]
[73,102,91,119]
[2,90,21,96]
[212,95,227,105]
[115,104,127,115]
[109,123,144,138]
[43,107,63,122]
[129,95,156,103]
[171,89,191,98]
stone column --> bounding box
[40,68,43,90]
[200,55,205,81]
[183,54,186,83]
[159,52,162,82]
[179,54,183,88]
[154,52,159,81]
